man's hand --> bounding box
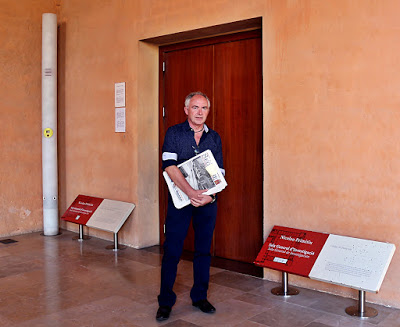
[190,190,213,207]
[164,166,214,207]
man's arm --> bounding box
[165,166,213,207]
[165,166,199,199]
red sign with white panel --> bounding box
[254,225,329,277]
[61,194,104,225]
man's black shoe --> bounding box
[192,299,216,313]
[156,306,171,321]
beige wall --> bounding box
[0,0,57,236]
[2,0,400,308]
[262,1,400,308]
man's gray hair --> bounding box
[184,91,211,108]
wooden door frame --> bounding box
[158,30,263,247]
[139,18,264,271]
[158,35,264,280]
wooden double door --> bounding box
[159,30,263,265]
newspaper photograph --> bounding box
[163,150,227,209]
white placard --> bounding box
[86,199,135,233]
[115,82,125,107]
[115,107,126,132]
[309,234,396,292]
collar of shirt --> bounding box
[184,120,209,133]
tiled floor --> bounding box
[0,230,399,327]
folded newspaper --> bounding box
[163,149,227,209]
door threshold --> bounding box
[144,246,263,278]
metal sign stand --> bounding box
[105,232,126,251]
[72,224,91,241]
[271,271,300,296]
[345,290,378,318]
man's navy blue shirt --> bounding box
[162,120,224,175]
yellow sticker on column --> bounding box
[43,128,53,138]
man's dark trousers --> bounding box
[158,198,217,307]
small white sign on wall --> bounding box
[115,107,126,133]
[115,82,126,107]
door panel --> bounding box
[213,38,263,262]
[159,31,263,264]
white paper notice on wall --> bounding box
[115,82,126,107]
[115,107,126,132]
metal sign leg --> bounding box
[345,290,378,318]
[105,232,126,251]
[271,271,299,296]
[72,224,91,241]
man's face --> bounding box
[184,95,210,128]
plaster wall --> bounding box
[0,0,57,237]
[2,0,400,308]
[263,1,400,308]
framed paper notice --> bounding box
[115,82,125,107]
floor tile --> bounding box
[234,321,267,327]
[210,270,265,292]
[234,292,280,309]
[250,302,327,327]
[377,309,400,326]
[0,230,398,327]
[308,293,392,325]
[163,319,201,327]
[183,298,268,326]
[309,310,381,327]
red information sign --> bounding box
[254,225,329,277]
[61,194,104,225]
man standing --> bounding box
[156,92,225,321]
